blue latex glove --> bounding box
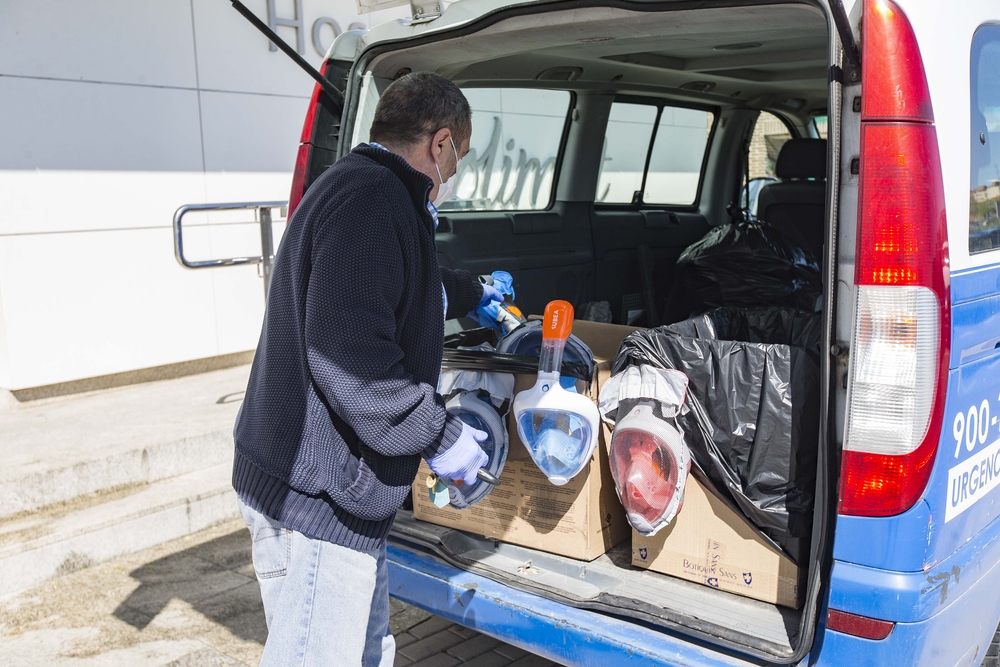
[488,271,515,301]
[427,422,490,486]
[479,282,504,308]
[470,270,515,330]
[469,283,504,329]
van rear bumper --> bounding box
[819,507,1000,665]
[829,505,1000,623]
[815,547,1000,666]
[386,540,758,667]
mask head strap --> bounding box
[435,134,460,186]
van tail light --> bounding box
[288,143,312,219]
[827,609,895,640]
[839,0,950,516]
[288,60,331,218]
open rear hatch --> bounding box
[348,1,843,663]
[223,0,845,661]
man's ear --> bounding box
[430,128,451,164]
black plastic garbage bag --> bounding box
[666,306,824,350]
[611,307,821,563]
[664,220,822,323]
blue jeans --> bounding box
[237,497,395,667]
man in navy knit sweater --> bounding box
[233,72,503,666]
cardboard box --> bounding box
[412,321,638,561]
[632,474,804,608]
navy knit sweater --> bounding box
[233,145,483,551]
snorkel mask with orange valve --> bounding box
[511,301,601,486]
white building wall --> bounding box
[0,0,406,390]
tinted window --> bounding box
[644,107,714,205]
[596,101,714,206]
[596,103,657,204]
[970,25,1000,254]
[442,88,571,211]
[812,115,828,139]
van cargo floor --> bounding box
[390,512,800,658]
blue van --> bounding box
[276,0,1000,663]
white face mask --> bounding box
[433,136,461,208]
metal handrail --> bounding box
[173,201,288,299]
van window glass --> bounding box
[644,107,715,205]
[441,88,571,212]
[749,111,793,180]
[812,116,828,139]
[351,72,381,149]
[970,25,1000,254]
[596,103,658,204]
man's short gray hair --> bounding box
[369,71,471,148]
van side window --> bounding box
[644,107,714,205]
[811,115,828,139]
[596,102,714,206]
[969,25,1000,254]
[596,103,658,204]
[749,111,793,180]
[443,88,572,212]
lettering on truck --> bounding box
[945,393,1000,522]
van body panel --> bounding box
[832,501,931,572]
[816,551,1000,667]
[922,351,1000,567]
[834,350,1000,576]
[952,264,1000,306]
[952,293,1000,365]
[830,502,1000,623]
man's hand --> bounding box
[427,422,490,486]
[469,272,511,330]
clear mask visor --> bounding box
[516,408,593,485]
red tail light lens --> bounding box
[861,1,933,123]
[288,142,312,218]
[839,0,950,516]
[827,609,895,640]
[288,60,330,219]
[856,124,947,288]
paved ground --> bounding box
[0,519,558,667]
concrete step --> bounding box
[1,429,234,523]
[0,462,239,599]
[0,365,249,519]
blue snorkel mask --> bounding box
[511,301,601,486]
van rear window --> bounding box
[970,25,1000,254]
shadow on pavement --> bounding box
[113,528,267,645]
